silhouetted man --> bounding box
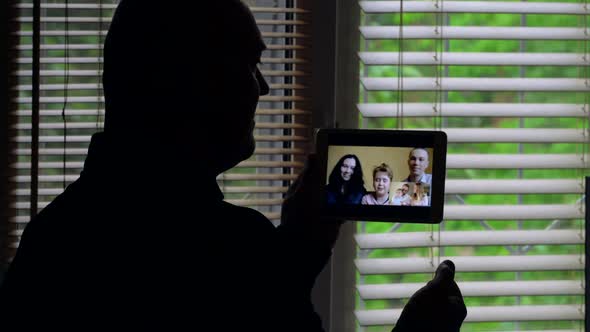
[0,1,337,330]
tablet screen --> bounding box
[326,146,433,207]
[316,129,446,223]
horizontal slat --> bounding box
[15,17,113,23]
[14,4,308,13]
[18,57,103,64]
[13,108,311,116]
[358,103,588,117]
[360,1,589,14]
[355,255,584,274]
[15,3,118,9]
[447,154,588,169]
[217,173,298,181]
[360,26,590,40]
[14,70,308,77]
[15,70,101,76]
[16,16,309,29]
[15,147,305,156]
[15,31,308,39]
[355,230,584,249]
[13,175,80,183]
[369,128,587,143]
[15,17,307,25]
[355,305,582,325]
[263,212,281,220]
[15,148,89,155]
[14,135,95,143]
[224,198,283,206]
[445,179,584,194]
[15,83,306,91]
[16,44,103,50]
[14,109,106,116]
[14,95,307,103]
[255,108,311,116]
[12,161,304,169]
[361,77,590,92]
[446,128,586,143]
[12,174,298,183]
[14,122,308,130]
[336,126,587,144]
[217,187,287,194]
[14,135,309,143]
[358,280,584,299]
[8,230,22,237]
[12,202,52,210]
[250,148,306,154]
[15,30,109,36]
[443,204,582,220]
[16,57,307,65]
[359,52,590,66]
[15,44,306,51]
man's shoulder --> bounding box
[23,179,88,231]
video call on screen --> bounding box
[325,146,433,207]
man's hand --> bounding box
[392,260,467,332]
[281,153,343,250]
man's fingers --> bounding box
[285,154,317,200]
[434,259,455,282]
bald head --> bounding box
[101,0,269,175]
[103,0,265,135]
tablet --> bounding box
[316,129,447,223]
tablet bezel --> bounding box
[316,129,447,224]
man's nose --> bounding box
[256,68,270,95]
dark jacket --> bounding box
[0,133,329,331]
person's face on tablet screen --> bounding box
[402,184,409,195]
[408,148,430,178]
[374,171,391,196]
[340,158,356,181]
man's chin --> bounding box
[216,142,255,174]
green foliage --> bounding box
[357,8,588,331]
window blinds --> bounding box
[7,0,310,260]
[356,1,588,331]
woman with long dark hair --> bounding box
[326,154,366,204]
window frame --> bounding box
[299,1,361,331]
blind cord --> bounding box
[396,0,404,130]
[433,0,444,274]
[97,0,104,129]
[437,0,444,132]
[62,0,70,190]
[438,0,444,269]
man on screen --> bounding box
[402,148,432,184]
